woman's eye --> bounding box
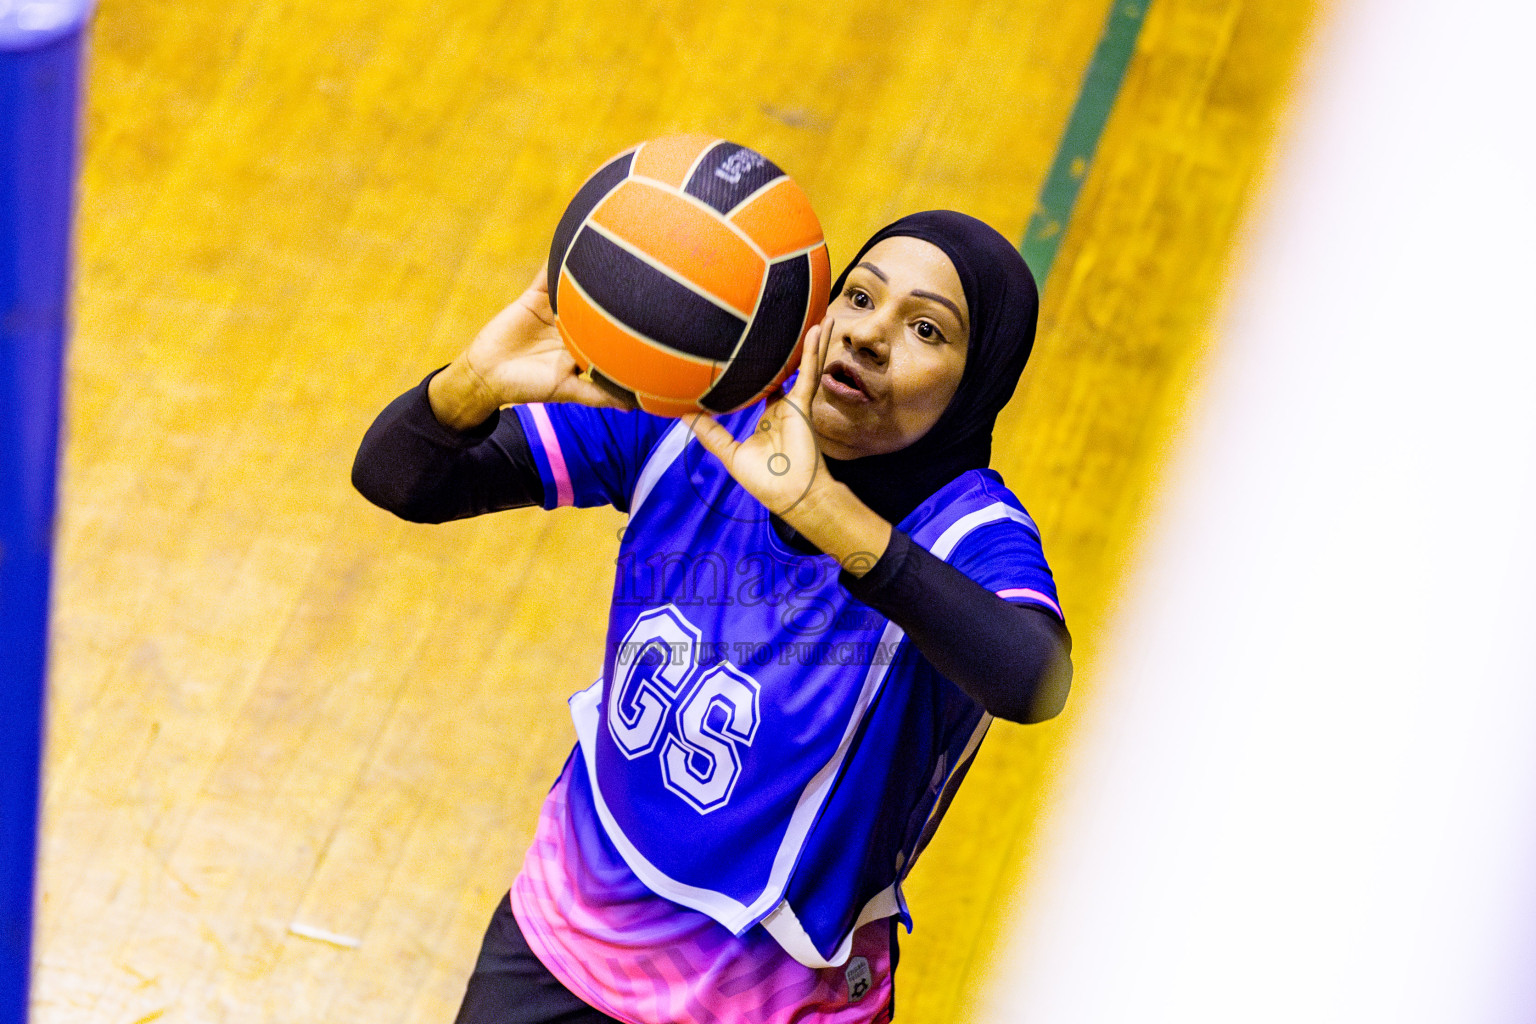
[845,287,871,308]
[914,320,943,342]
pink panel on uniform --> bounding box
[509,759,894,1024]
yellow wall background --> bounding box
[37,1,1314,1020]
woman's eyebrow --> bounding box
[855,261,888,282]
[910,289,967,329]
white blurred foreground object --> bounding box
[983,0,1536,1022]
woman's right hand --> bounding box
[427,267,636,430]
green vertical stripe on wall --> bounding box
[1022,1,1152,281]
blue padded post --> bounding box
[1,4,93,1022]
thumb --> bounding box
[684,411,738,464]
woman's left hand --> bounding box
[686,324,894,573]
[686,322,831,520]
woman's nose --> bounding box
[841,315,889,365]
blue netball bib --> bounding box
[514,401,1061,965]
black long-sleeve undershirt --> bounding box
[352,375,1072,723]
[352,372,546,521]
[839,531,1071,723]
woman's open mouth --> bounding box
[821,360,872,403]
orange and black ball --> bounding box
[548,134,831,417]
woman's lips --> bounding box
[821,360,872,403]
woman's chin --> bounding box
[811,399,874,460]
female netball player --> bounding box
[353,211,1072,1023]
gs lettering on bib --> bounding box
[608,606,762,814]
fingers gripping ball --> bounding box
[547,134,832,417]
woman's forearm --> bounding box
[780,478,893,576]
[353,371,544,522]
[841,530,1072,724]
[780,478,1070,722]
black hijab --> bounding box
[821,210,1040,525]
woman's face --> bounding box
[810,236,969,460]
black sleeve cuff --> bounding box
[835,527,1072,723]
[412,366,502,447]
[352,368,541,521]
[838,528,912,599]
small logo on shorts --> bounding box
[845,956,873,1002]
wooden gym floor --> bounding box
[33,0,1316,1020]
